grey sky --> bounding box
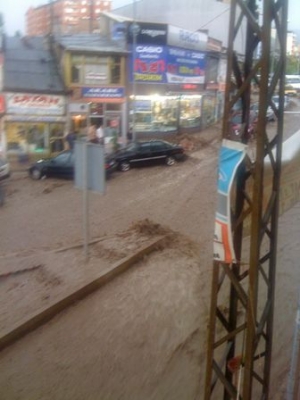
[0,0,299,36]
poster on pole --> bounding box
[213,139,247,263]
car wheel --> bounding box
[166,156,176,166]
[30,168,42,180]
[120,161,130,172]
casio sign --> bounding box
[136,46,163,53]
[179,30,200,44]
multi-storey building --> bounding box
[26,0,112,36]
[286,31,298,56]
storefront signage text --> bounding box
[129,45,206,84]
[127,22,168,45]
[0,95,5,114]
[166,47,206,84]
[82,87,125,99]
[131,45,166,83]
[167,25,208,51]
[6,93,65,115]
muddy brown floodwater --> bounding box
[0,118,300,399]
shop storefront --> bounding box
[4,93,67,159]
[127,22,207,135]
[130,93,202,134]
[68,86,127,146]
[202,88,218,128]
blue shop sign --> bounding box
[82,87,125,99]
[129,45,167,83]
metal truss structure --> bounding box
[204,0,288,399]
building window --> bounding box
[110,56,121,84]
[71,55,84,83]
[70,54,122,85]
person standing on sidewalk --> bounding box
[96,124,104,145]
[65,131,77,150]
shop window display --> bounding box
[202,95,217,128]
[6,123,48,154]
[151,98,177,132]
[131,97,178,132]
[6,122,65,157]
[179,96,201,128]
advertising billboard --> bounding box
[129,45,206,84]
[130,45,167,83]
[166,47,206,84]
[213,140,246,263]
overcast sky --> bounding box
[0,0,299,36]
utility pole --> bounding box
[204,0,288,399]
[131,0,138,142]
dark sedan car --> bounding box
[29,150,116,180]
[115,140,185,172]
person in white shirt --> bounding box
[96,124,104,144]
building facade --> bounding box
[102,12,226,136]
[26,0,112,36]
[113,0,244,53]
[1,36,67,160]
[53,33,128,147]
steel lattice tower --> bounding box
[204,0,288,399]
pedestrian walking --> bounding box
[65,131,77,150]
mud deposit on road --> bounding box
[0,220,211,400]
[1,118,300,398]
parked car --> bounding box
[29,150,116,180]
[115,140,185,172]
[0,157,10,181]
[285,85,298,97]
[272,95,290,110]
[250,103,276,122]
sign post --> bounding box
[83,129,89,261]
[74,104,106,262]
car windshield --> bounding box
[125,143,138,152]
[231,114,242,124]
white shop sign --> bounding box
[6,93,65,115]
[167,25,208,51]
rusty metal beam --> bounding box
[204,0,288,398]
